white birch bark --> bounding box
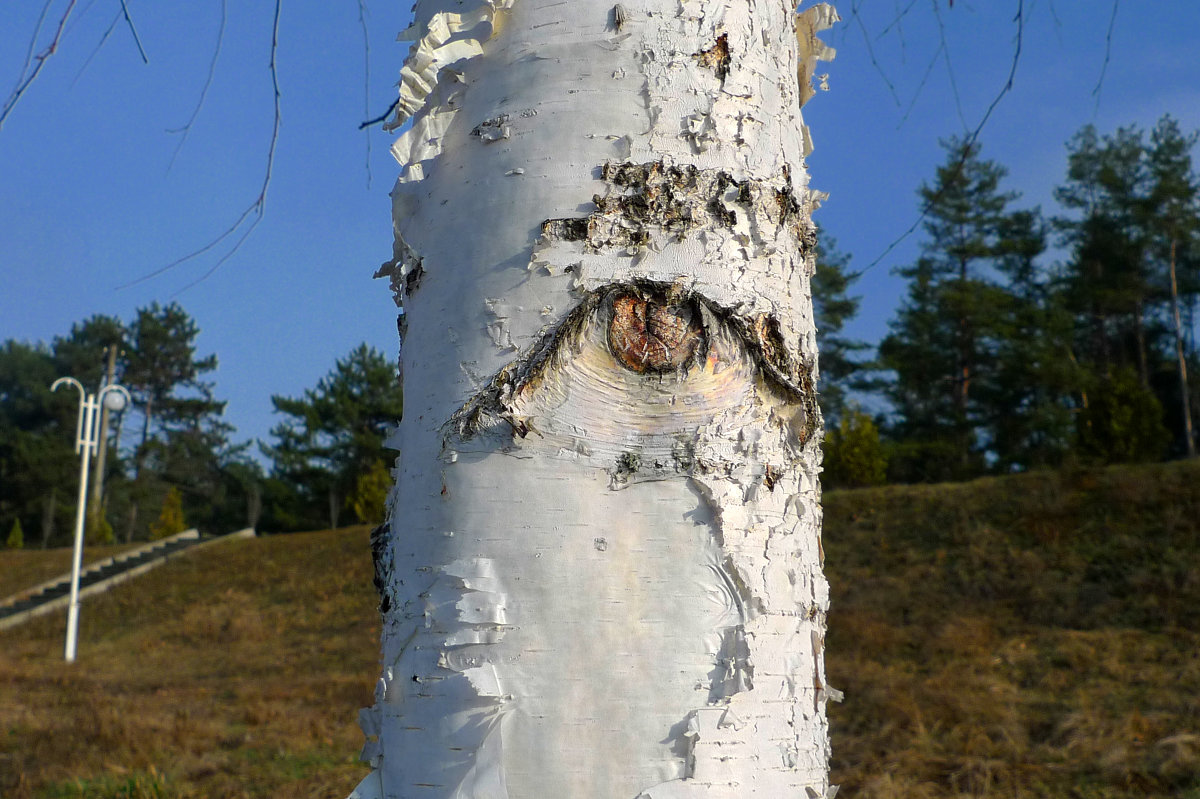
[354,2,839,797]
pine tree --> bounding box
[266,344,402,530]
[880,138,1023,481]
[1055,124,1157,384]
[1055,117,1200,461]
[1145,115,1200,457]
[813,233,871,424]
[0,340,76,546]
[984,208,1078,470]
[122,302,228,540]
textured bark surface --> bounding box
[355,2,838,797]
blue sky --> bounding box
[2,1,1198,450]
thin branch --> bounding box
[930,0,967,131]
[166,0,227,171]
[360,98,399,130]
[863,0,1025,272]
[0,0,79,132]
[172,212,262,295]
[116,204,258,289]
[63,0,104,36]
[118,0,149,63]
[848,0,902,108]
[897,40,944,128]
[877,0,921,42]
[70,9,122,89]
[358,0,373,187]
[1091,0,1119,114]
[121,0,281,291]
[1045,0,1064,42]
[13,0,56,96]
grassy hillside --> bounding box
[2,460,1199,797]
[0,527,379,799]
[825,459,1200,798]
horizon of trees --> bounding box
[822,113,1200,487]
[0,307,404,548]
[4,113,1198,544]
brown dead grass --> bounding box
[825,460,1200,798]
[0,527,379,799]
[4,460,1200,797]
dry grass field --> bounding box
[825,460,1200,798]
[0,526,379,798]
[2,460,1199,797]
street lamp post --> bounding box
[52,377,130,663]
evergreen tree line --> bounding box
[6,115,1196,535]
[819,115,1200,488]
[0,303,403,548]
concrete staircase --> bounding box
[0,528,255,632]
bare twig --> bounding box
[167,0,227,171]
[65,0,103,31]
[1045,0,1064,42]
[848,0,902,108]
[118,0,149,63]
[358,0,373,187]
[13,0,56,95]
[864,0,1025,272]
[0,0,79,131]
[360,98,399,130]
[930,0,967,131]
[120,0,282,292]
[71,10,121,89]
[1091,0,1119,114]
[877,0,922,41]
[898,40,944,128]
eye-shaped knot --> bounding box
[607,291,704,373]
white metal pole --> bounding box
[64,395,95,663]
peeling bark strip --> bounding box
[357,1,838,797]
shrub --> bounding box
[6,518,23,549]
[823,408,889,489]
[87,507,115,545]
[149,487,187,540]
[348,459,392,524]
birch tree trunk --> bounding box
[355,2,838,797]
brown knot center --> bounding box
[608,292,703,373]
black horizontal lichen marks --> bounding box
[538,160,813,251]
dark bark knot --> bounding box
[608,291,703,373]
[694,34,731,83]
